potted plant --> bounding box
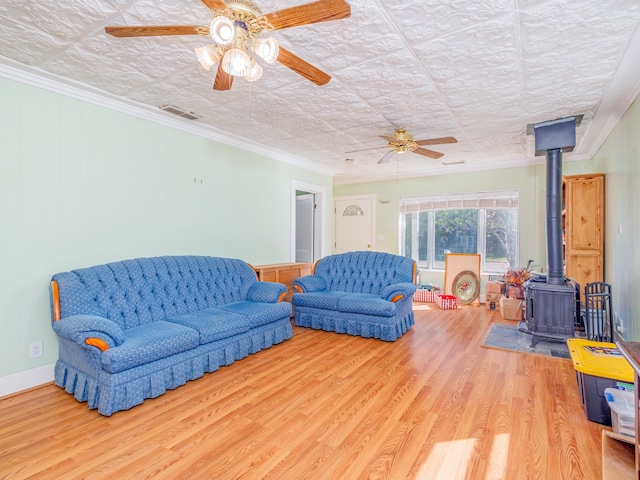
[504,267,530,299]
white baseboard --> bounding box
[0,363,55,398]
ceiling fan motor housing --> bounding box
[217,0,265,38]
[389,129,418,153]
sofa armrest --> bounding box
[52,315,125,351]
[381,282,417,303]
[247,281,288,303]
[293,275,327,293]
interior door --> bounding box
[334,196,374,253]
[296,194,314,263]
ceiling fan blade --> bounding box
[379,135,396,142]
[264,0,351,30]
[105,25,208,37]
[213,63,233,91]
[415,136,457,146]
[345,145,388,154]
[413,147,444,159]
[200,0,228,9]
[378,150,396,164]
[277,47,330,85]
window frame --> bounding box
[399,190,519,273]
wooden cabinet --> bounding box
[253,262,312,304]
[563,173,604,290]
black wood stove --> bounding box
[520,117,582,347]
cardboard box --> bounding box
[499,296,523,321]
[486,281,506,294]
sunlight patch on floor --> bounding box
[485,433,510,480]
[416,438,476,480]
[412,303,436,311]
[415,433,510,480]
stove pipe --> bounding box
[546,148,564,284]
[532,117,578,285]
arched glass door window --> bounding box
[343,205,364,216]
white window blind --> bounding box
[400,190,519,213]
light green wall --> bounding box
[0,76,332,378]
[334,156,597,292]
[591,95,640,341]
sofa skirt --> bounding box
[54,318,293,416]
[293,305,414,341]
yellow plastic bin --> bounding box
[567,338,634,425]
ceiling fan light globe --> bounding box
[221,48,252,77]
[245,59,263,82]
[252,37,279,64]
[194,45,221,71]
[210,16,235,46]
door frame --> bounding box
[290,180,326,263]
[333,194,376,253]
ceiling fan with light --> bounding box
[105,0,351,91]
[347,129,458,164]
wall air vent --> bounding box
[159,105,201,120]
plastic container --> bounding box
[605,388,636,438]
[567,338,634,425]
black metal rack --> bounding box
[584,282,613,342]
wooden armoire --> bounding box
[562,173,605,291]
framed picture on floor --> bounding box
[444,253,481,305]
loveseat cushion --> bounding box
[292,291,349,310]
[336,293,396,317]
[101,321,199,374]
[165,308,250,344]
[215,301,292,328]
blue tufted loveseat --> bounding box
[49,255,292,416]
[292,251,417,341]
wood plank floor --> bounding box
[0,304,605,479]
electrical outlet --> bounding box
[29,341,43,359]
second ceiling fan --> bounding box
[105,0,351,91]
[348,129,458,164]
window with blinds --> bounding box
[400,190,519,273]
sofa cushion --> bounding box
[291,291,349,310]
[165,308,250,344]
[101,321,199,374]
[216,301,292,328]
[336,293,396,317]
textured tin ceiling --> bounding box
[1,0,639,185]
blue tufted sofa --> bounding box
[292,251,417,341]
[49,255,292,416]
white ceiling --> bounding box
[1,0,640,185]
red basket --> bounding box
[414,289,440,303]
[436,294,459,310]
